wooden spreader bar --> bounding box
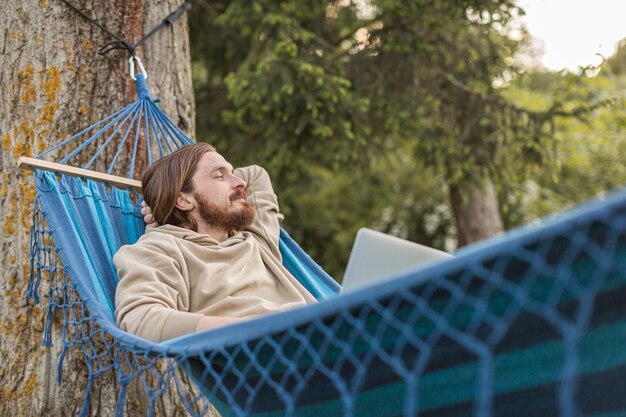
[18,157,143,193]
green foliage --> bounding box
[188,0,623,278]
[191,0,370,180]
[499,61,626,227]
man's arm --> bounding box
[114,242,205,342]
[194,315,247,332]
[234,165,283,258]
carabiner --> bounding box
[129,56,148,81]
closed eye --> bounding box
[210,165,234,180]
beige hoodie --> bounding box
[114,165,316,342]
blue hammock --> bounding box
[25,67,626,417]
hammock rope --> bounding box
[59,0,192,56]
[33,70,192,179]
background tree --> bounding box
[0,1,194,415]
[188,0,591,277]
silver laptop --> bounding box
[341,228,453,293]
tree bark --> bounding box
[0,1,194,415]
[449,178,504,247]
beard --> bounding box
[193,189,256,233]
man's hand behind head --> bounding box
[141,201,160,228]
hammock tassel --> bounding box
[115,381,128,417]
[42,301,54,348]
[26,243,42,305]
[79,375,94,417]
[56,348,68,383]
[26,197,44,304]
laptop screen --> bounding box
[341,228,453,293]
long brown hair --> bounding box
[141,143,216,231]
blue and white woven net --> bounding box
[25,74,626,417]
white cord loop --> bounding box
[129,56,148,81]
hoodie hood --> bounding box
[146,224,246,247]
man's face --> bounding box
[188,151,255,231]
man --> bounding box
[114,143,316,342]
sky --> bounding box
[518,0,626,71]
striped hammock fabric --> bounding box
[24,70,626,417]
[27,168,626,417]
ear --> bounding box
[175,192,194,212]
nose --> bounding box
[233,175,246,190]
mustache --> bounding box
[230,190,248,201]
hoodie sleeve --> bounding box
[114,240,203,342]
[234,165,283,259]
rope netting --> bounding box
[26,165,626,416]
[27,176,213,417]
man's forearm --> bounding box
[194,315,249,332]
[234,165,274,195]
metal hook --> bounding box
[129,56,148,81]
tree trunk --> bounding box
[0,1,194,415]
[449,178,504,247]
